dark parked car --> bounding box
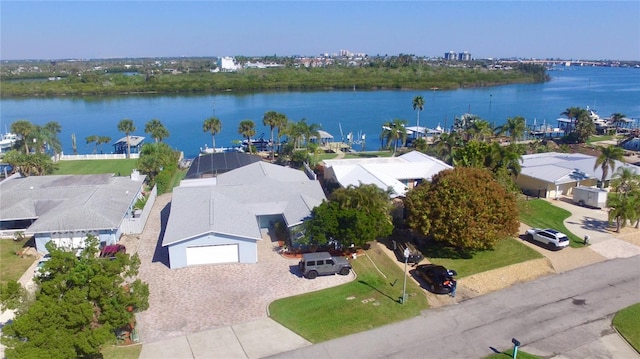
[415,264,457,294]
[99,244,126,258]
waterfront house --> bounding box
[321,151,452,198]
[162,161,326,269]
[516,152,640,199]
[0,171,147,253]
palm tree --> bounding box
[203,116,222,150]
[610,113,626,135]
[412,95,425,139]
[607,195,638,232]
[381,119,408,155]
[86,135,99,154]
[594,145,624,189]
[433,132,462,165]
[610,167,640,197]
[10,119,34,154]
[43,121,62,156]
[467,119,493,142]
[117,118,136,159]
[274,114,288,154]
[238,119,256,154]
[145,118,169,143]
[560,107,586,134]
[97,136,111,154]
[263,111,284,159]
[496,116,526,143]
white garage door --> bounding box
[186,244,239,266]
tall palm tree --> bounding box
[594,145,624,189]
[43,121,62,156]
[610,167,640,197]
[412,95,425,139]
[238,119,256,154]
[97,136,111,154]
[496,116,526,143]
[467,119,493,142]
[610,113,626,135]
[275,113,288,154]
[203,116,222,150]
[263,111,284,159]
[117,118,136,159]
[381,119,408,155]
[86,135,99,154]
[145,118,169,143]
[560,106,584,134]
[10,119,34,154]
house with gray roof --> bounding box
[0,171,146,253]
[162,161,326,269]
[516,152,640,199]
[321,151,452,198]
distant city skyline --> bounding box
[1,1,638,61]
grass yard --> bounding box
[0,239,37,285]
[423,238,543,278]
[269,244,428,343]
[53,159,138,175]
[612,303,640,352]
[101,344,142,359]
[518,199,586,248]
[484,348,540,359]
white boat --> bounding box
[0,132,18,153]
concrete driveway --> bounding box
[125,194,353,344]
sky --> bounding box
[1,1,639,61]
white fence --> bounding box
[120,185,157,235]
[58,153,140,161]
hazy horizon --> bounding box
[1,1,639,62]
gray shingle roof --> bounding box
[162,162,326,247]
[0,173,145,233]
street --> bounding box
[272,255,640,359]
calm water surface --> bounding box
[1,66,639,158]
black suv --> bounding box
[415,264,457,294]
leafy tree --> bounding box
[594,145,624,188]
[10,120,34,154]
[381,119,408,155]
[238,119,256,154]
[467,119,494,142]
[574,109,595,143]
[203,116,222,150]
[610,167,640,196]
[607,194,639,232]
[404,167,519,253]
[302,184,393,248]
[0,236,149,358]
[144,118,170,143]
[432,132,463,165]
[137,142,179,183]
[117,118,136,159]
[412,95,425,138]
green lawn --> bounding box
[422,238,543,278]
[484,348,541,359]
[518,199,586,248]
[0,239,37,285]
[613,303,640,352]
[53,159,138,175]
[269,245,428,343]
[101,344,142,359]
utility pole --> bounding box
[401,247,410,304]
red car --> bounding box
[99,244,126,258]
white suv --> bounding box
[525,228,570,249]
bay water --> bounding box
[1,66,638,158]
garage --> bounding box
[186,244,239,266]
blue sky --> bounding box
[1,1,638,61]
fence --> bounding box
[58,153,140,161]
[120,185,157,235]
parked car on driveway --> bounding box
[525,228,570,250]
[414,264,457,294]
[298,252,352,279]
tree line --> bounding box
[1,64,547,98]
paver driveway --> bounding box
[124,194,353,344]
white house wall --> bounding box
[35,230,117,254]
[167,233,258,269]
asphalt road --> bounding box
[271,255,640,359]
